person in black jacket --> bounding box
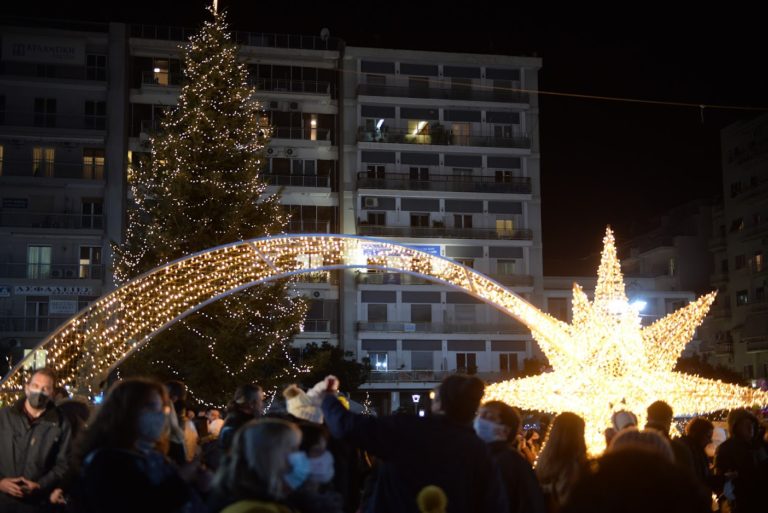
[678,417,717,492]
[474,401,546,513]
[72,378,200,513]
[0,367,71,513]
[714,409,767,513]
[321,374,508,513]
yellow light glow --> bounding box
[483,228,768,455]
[2,231,765,444]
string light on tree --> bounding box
[110,6,307,404]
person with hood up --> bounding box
[714,408,768,513]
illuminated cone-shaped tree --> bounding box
[113,8,306,406]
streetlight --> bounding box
[411,393,420,414]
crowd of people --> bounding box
[1,367,767,513]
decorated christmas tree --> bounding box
[113,8,307,406]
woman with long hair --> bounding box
[73,378,199,513]
[209,418,305,512]
[535,412,588,512]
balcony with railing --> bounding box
[710,304,732,319]
[0,160,105,180]
[357,321,528,334]
[356,273,433,285]
[140,70,183,87]
[0,263,104,280]
[739,222,768,241]
[746,340,768,352]
[301,319,331,332]
[714,341,734,355]
[0,61,106,82]
[357,83,529,104]
[139,119,162,135]
[487,274,535,287]
[0,212,105,230]
[708,233,727,251]
[357,172,531,194]
[357,127,530,149]
[366,370,518,384]
[250,78,334,97]
[0,316,70,333]
[272,127,332,142]
[356,223,532,241]
[130,25,342,51]
[286,220,333,234]
[294,271,338,285]
[264,174,330,188]
[355,272,533,287]
[0,111,106,131]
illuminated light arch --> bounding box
[1,231,766,456]
[0,234,553,402]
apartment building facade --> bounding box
[0,18,545,412]
[705,114,768,382]
[342,47,543,411]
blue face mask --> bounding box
[473,416,507,443]
[308,450,335,484]
[138,411,167,445]
[284,451,311,490]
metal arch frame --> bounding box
[0,234,549,400]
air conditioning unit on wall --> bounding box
[364,197,379,208]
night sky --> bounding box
[4,2,767,274]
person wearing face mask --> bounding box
[0,367,72,513]
[208,418,303,513]
[284,378,365,513]
[282,422,344,513]
[71,378,200,513]
[475,401,546,513]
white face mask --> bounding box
[308,450,335,484]
[473,416,508,443]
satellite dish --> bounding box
[320,28,330,41]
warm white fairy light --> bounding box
[1,231,765,444]
[110,8,308,403]
[483,228,768,455]
[0,235,552,402]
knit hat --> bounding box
[611,410,638,432]
[283,375,338,424]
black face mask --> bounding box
[27,391,50,409]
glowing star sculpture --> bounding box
[484,228,768,455]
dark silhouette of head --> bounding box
[685,417,714,448]
[435,374,485,424]
[646,400,674,433]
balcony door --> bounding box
[456,352,477,373]
[451,122,470,145]
[27,246,52,279]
